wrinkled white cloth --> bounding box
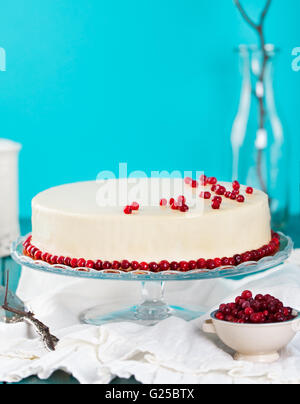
[0,250,300,384]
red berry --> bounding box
[244,307,254,316]
[246,187,254,194]
[124,206,132,215]
[207,259,216,270]
[112,261,121,270]
[177,195,186,205]
[169,198,175,206]
[197,259,207,269]
[171,202,179,210]
[140,262,149,271]
[34,250,42,260]
[179,261,189,272]
[234,254,243,265]
[77,258,86,268]
[121,260,131,270]
[221,257,229,266]
[237,195,245,203]
[191,180,199,188]
[57,256,65,265]
[216,185,226,196]
[241,290,253,300]
[131,261,140,270]
[86,260,95,269]
[232,180,240,191]
[95,260,103,271]
[170,261,179,271]
[208,177,217,185]
[211,185,217,192]
[215,312,224,321]
[188,260,197,270]
[184,177,192,185]
[180,204,189,213]
[131,202,139,211]
[230,193,236,200]
[212,201,221,210]
[159,260,170,271]
[212,196,222,204]
[103,261,112,270]
[160,198,168,207]
[214,258,222,267]
[224,191,231,198]
[70,259,78,268]
[149,262,159,272]
[204,192,211,200]
[64,257,71,266]
[241,252,252,263]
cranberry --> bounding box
[212,201,221,210]
[230,193,237,200]
[232,180,240,191]
[221,257,229,266]
[197,259,207,269]
[64,257,71,266]
[131,261,140,270]
[121,260,131,270]
[184,177,192,185]
[214,258,222,267]
[216,185,226,196]
[219,304,227,313]
[140,262,149,271]
[234,255,243,265]
[56,256,64,265]
[212,196,222,204]
[255,294,264,301]
[103,261,112,270]
[179,261,189,272]
[159,260,170,271]
[189,260,197,270]
[77,259,86,268]
[211,185,217,192]
[169,198,175,206]
[70,259,78,268]
[208,177,217,185]
[86,260,95,269]
[180,204,189,213]
[206,259,216,270]
[215,312,224,321]
[170,261,179,271]
[241,290,253,300]
[177,195,186,205]
[191,180,199,188]
[171,202,179,211]
[95,260,103,271]
[112,261,121,269]
[160,198,168,207]
[245,307,254,316]
[237,195,245,203]
[131,202,139,211]
[241,252,252,262]
[228,257,235,266]
[246,187,254,194]
[149,262,159,272]
[124,206,132,215]
[34,250,42,260]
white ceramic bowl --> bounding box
[203,310,300,363]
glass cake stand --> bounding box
[11,233,293,326]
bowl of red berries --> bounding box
[203,290,300,363]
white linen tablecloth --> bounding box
[0,250,300,384]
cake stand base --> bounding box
[80,281,204,326]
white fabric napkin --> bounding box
[0,250,300,384]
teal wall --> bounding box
[0,0,299,217]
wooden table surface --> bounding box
[1,216,299,384]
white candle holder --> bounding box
[0,139,21,257]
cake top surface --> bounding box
[32,179,268,218]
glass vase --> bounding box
[231,45,289,230]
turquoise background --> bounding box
[0,0,299,218]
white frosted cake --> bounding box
[24,177,279,272]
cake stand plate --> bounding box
[11,233,293,326]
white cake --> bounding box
[27,178,273,268]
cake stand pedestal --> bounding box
[11,233,293,326]
[80,281,203,326]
